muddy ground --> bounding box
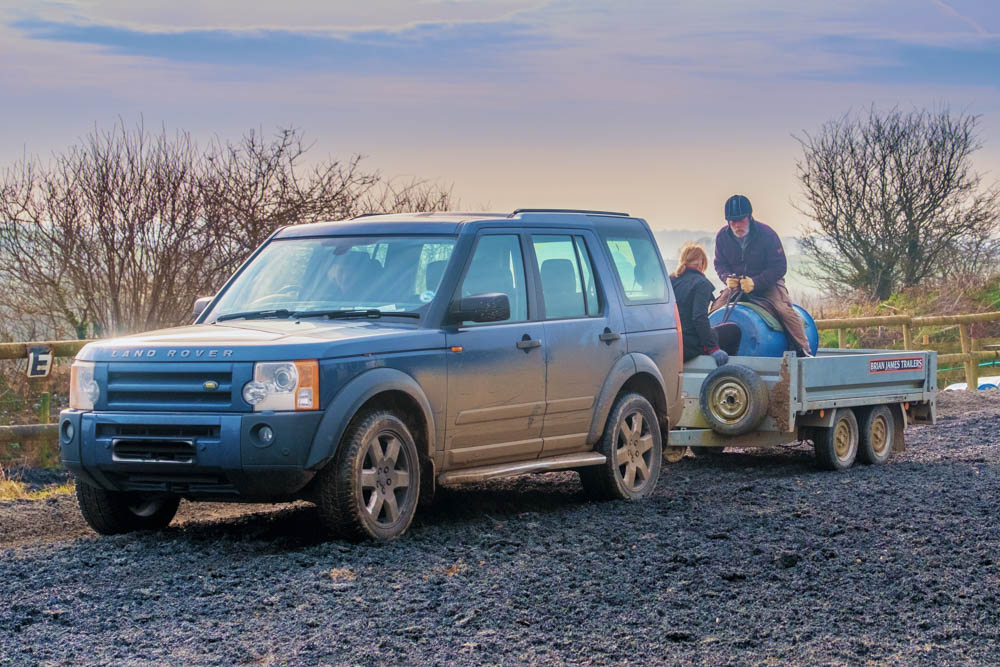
[1,391,998,665]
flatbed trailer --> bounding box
[670,348,937,469]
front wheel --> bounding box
[580,393,662,500]
[317,410,421,541]
[76,483,180,535]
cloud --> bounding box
[9,16,551,75]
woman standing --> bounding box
[670,243,741,365]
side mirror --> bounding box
[192,296,214,320]
[450,292,510,324]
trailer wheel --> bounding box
[76,483,180,535]
[699,364,769,436]
[580,393,662,500]
[857,405,894,465]
[812,408,859,471]
[663,446,687,463]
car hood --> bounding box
[76,319,444,363]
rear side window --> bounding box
[601,230,668,304]
[531,234,602,319]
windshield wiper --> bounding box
[215,309,294,322]
[293,309,420,320]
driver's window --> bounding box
[458,235,528,324]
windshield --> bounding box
[206,235,456,321]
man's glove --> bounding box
[725,277,740,290]
[710,348,729,367]
[739,276,755,293]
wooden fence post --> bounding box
[837,328,846,348]
[959,324,976,390]
[38,392,50,425]
[901,323,912,350]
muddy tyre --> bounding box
[317,410,421,541]
[580,393,662,501]
[857,405,894,465]
[699,364,769,436]
[76,483,180,535]
[813,408,859,471]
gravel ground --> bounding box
[2,392,999,665]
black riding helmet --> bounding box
[724,194,752,221]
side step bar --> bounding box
[437,452,606,486]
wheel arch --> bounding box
[587,353,669,446]
[306,368,436,469]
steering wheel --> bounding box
[247,284,299,309]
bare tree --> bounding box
[0,120,454,338]
[795,107,1000,300]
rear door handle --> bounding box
[516,334,542,350]
[599,328,621,343]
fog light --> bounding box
[258,425,275,445]
[61,420,75,443]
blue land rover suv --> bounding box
[60,209,683,540]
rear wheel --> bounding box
[812,408,859,471]
[580,393,662,500]
[76,483,180,535]
[317,410,421,541]
[857,405,894,465]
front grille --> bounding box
[105,363,237,411]
[112,439,197,463]
[98,424,220,439]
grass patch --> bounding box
[0,465,74,501]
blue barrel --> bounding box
[708,302,819,357]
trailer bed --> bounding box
[672,348,936,449]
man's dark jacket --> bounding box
[714,217,787,293]
[670,267,717,360]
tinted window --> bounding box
[575,236,600,315]
[532,234,601,319]
[601,232,668,303]
[458,235,528,324]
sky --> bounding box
[1,0,999,236]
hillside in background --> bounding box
[652,229,818,299]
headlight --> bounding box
[70,361,100,410]
[242,360,319,411]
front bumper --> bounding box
[60,409,324,499]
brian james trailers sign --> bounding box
[869,357,925,373]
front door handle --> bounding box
[516,334,542,350]
[599,328,621,343]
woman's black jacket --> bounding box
[670,268,718,360]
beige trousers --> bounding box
[711,278,810,354]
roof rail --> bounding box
[350,212,383,220]
[508,208,630,218]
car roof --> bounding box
[274,209,639,239]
